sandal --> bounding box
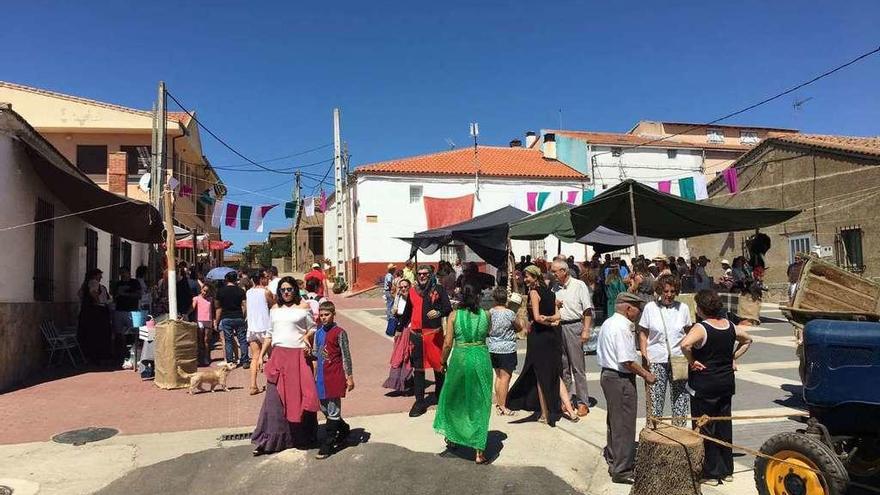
[249,386,262,396]
[495,405,505,416]
[562,411,580,423]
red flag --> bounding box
[225,203,239,228]
[320,190,328,212]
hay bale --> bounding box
[632,424,704,495]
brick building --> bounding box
[687,134,880,298]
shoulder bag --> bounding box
[660,304,689,381]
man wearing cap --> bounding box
[401,264,452,417]
[305,262,330,299]
[550,259,593,416]
[597,292,656,485]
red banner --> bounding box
[423,194,474,229]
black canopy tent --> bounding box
[569,180,801,255]
[400,205,529,268]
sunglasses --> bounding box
[279,287,296,293]
[417,272,430,276]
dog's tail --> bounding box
[177,366,195,379]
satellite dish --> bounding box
[138,173,151,193]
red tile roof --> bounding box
[769,133,880,157]
[355,146,586,179]
[167,111,192,125]
[550,129,751,151]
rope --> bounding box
[651,419,880,493]
[652,412,809,424]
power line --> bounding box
[206,143,332,169]
[211,157,334,173]
[591,44,880,158]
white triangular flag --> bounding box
[168,176,180,191]
[304,197,315,217]
[254,204,278,233]
[693,174,708,200]
[211,199,225,228]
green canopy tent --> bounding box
[568,179,801,256]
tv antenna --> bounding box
[793,96,813,111]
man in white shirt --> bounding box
[597,292,656,485]
[266,266,281,295]
[638,274,692,426]
[550,259,593,416]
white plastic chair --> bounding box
[39,320,85,366]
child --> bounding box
[488,287,519,416]
[192,284,215,366]
[312,301,354,459]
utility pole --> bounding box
[290,171,302,272]
[470,122,480,200]
[333,108,347,281]
[154,82,167,208]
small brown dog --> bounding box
[177,362,235,394]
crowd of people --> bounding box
[379,254,754,486]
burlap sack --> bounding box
[737,293,762,324]
[154,319,199,390]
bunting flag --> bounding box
[526,191,552,212]
[284,201,298,219]
[225,203,239,228]
[319,190,328,212]
[565,191,579,204]
[255,204,277,233]
[304,197,316,217]
[678,176,696,200]
[582,189,595,203]
[179,184,193,197]
[722,167,739,194]
[658,181,672,194]
[199,189,215,205]
[211,199,225,228]
[693,174,708,200]
[239,205,253,230]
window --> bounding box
[409,185,423,203]
[121,241,132,271]
[788,234,812,265]
[119,145,151,176]
[76,145,109,176]
[34,199,54,302]
[440,243,465,263]
[706,129,724,144]
[307,228,324,257]
[529,239,545,260]
[837,227,864,273]
[611,147,622,157]
[667,149,678,159]
[85,228,98,273]
[740,131,759,145]
[366,215,378,223]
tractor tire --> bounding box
[755,432,849,495]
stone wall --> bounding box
[688,144,880,289]
[0,301,78,392]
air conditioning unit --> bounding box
[812,245,833,258]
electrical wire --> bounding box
[591,44,880,158]
[210,157,334,173]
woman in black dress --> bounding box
[680,289,753,485]
[507,265,563,425]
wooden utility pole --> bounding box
[163,186,178,319]
[290,171,302,272]
[333,108,347,280]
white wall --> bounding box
[0,135,151,303]
[352,175,589,264]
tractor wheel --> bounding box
[755,432,849,495]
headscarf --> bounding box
[523,264,542,280]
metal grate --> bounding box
[219,432,252,442]
[52,427,118,446]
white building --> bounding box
[0,105,160,391]
[326,145,589,289]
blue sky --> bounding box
[2,1,878,250]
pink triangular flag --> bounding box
[319,190,327,212]
[565,191,579,204]
[723,168,739,194]
[658,180,672,194]
[526,192,538,212]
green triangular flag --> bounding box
[582,189,595,203]
[537,192,551,210]
[284,201,298,219]
[678,177,696,200]
[239,205,253,230]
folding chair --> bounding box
[39,320,86,366]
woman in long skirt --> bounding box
[433,284,493,464]
[506,265,563,426]
[383,278,414,393]
[251,277,320,455]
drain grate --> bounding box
[219,432,252,442]
[0,485,12,495]
[52,427,118,446]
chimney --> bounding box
[509,138,523,148]
[524,131,537,148]
[542,133,557,160]
[107,151,128,196]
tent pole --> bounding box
[628,184,640,258]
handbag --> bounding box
[385,316,399,337]
[660,303,689,381]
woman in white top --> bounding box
[246,270,275,395]
[638,274,692,426]
[252,277,321,456]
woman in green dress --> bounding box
[605,266,627,319]
[433,283,493,464]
